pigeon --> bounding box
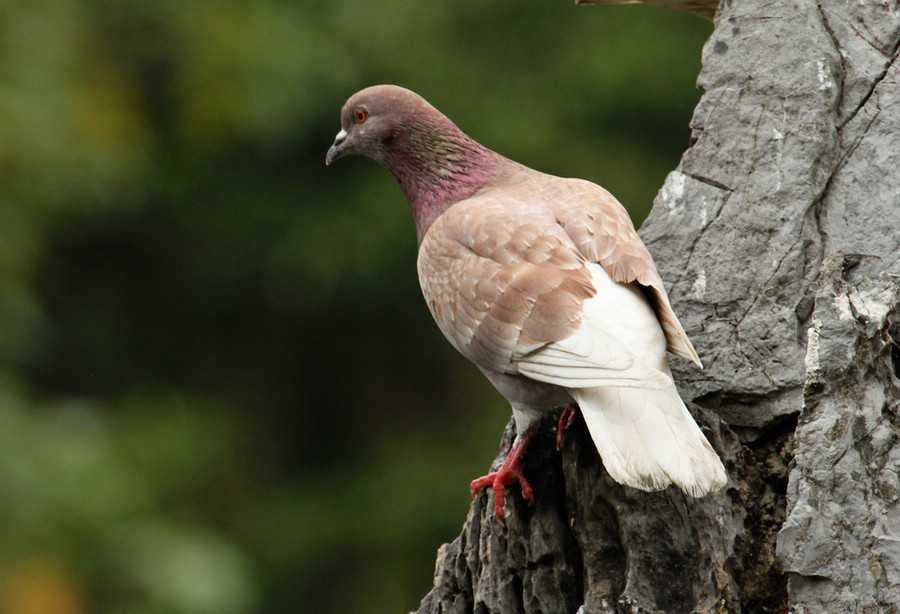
[326,85,727,520]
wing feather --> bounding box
[417,187,682,387]
[550,178,702,367]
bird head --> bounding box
[325,85,499,242]
[325,85,430,166]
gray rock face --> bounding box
[415,0,900,612]
[643,0,842,433]
[777,253,900,614]
[416,414,742,614]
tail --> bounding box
[569,384,727,496]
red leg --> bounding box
[556,404,579,451]
[470,428,535,522]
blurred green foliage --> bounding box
[0,1,710,612]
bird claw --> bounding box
[556,404,580,451]
[470,467,534,522]
[470,429,535,522]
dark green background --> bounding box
[0,1,710,612]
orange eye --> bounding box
[354,108,368,123]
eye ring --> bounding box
[354,108,368,123]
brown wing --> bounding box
[549,178,703,367]
[417,197,597,375]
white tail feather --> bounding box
[570,384,727,496]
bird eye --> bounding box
[354,108,368,123]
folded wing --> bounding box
[417,189,678,389]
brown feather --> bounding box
[418,195,597,374]
[546,177,702,367]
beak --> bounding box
[325,129,349,166]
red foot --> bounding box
[470,429,535,522]
[556,404,579,451]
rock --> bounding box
[778,253,900,612]
[414,0,900,611]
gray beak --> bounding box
[325,129,349,166]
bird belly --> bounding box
[478,367,573,412]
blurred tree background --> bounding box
[0,1,711,613]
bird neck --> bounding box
[382,124,499,243]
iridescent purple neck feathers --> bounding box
[325,85,502,243]
[381,120,499,243]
